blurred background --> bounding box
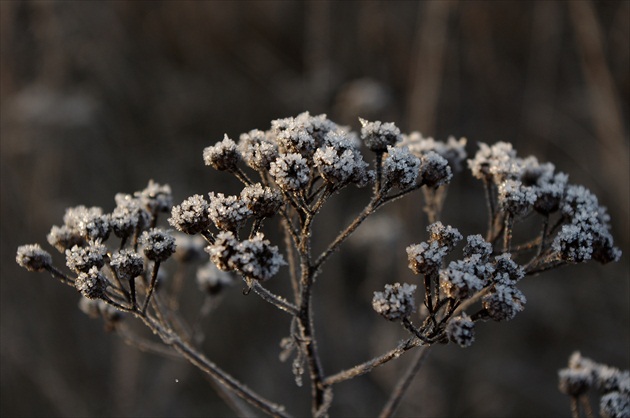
[1,1,628,417]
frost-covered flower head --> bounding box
[359,118,401,153]
[427,222,463,251]
[16,244,52,272]
[599,392,630,418]
[135,180,173,214]
[440,260,487,300]
[482,283,526,321]
[401,132,467,173]
[407,241,449,275]
[169,194,211,235]
[463,234,493,260]
[238,129,278,171]
[197,261,234,295]
[492,253,524,284]
[110,249,145,280]
[272,115,317,157]
[203,134,241,171]
[63,205,110,241]
[139,228,176,262]
[382,146,420,190]
[110,193,151,238]
[75,266,107,299]
[468,141,518,182]
[533,172,568,215]
[372,283,417,321]
[419,151,452,188]
[498,179,537,217]
[47,225,85,253]
[231,233,286,282]
[65,241,107,273]
[240,183,283,219]
[205,231,239,271]
[558,367,594,397]
[269,153,311,192]
[314,130,370,186]
[446,314,475,348]
[207,192,252,232]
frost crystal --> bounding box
[16,244,52,272]
[468,141,518,182]
[269,153,311,191]
[600,392,630,418]
[372,283,417,321]
[203,134,241,171]
[401,132,467,173]
[208,192,252,232]
[492,253,524,284]
[47,225,85,253]
[440,261,487,300]
[272,115,317,157]
[382,146,420,189]
[314,131,369,186]
[169,194,211,234]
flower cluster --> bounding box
[372,283,417,321]
[558,352,629,418]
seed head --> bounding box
[16,244,52,272]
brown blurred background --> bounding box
[1,1,628,417]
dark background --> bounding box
[1,1,628,417]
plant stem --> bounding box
[379,345,431,418]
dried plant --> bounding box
[16,112,622,417]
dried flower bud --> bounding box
[427,222,463,251]
[47,225,85,253]
[231,233,286,282]
[600,392,630,418]
[446,314,475,348]
[65,241,107,273]
[269,153,311,192]
[139,228,176,262]
[63,205,110,241]
[498,179,536,217]
[419,151,452,188]
[382,146,420,189]
[110,193,151,238]
[359,118,401,153]
[240,183,283,219]
[75,266,106,299]
[197,262,234,295]
[208,192,252,232]
[135,180,173,214]
[239,130,278,171]
[492,253,524,284]
[272,116,317,157]
[482,283,526,321]
[169,194,211,234]
[463,234,493,260]
[206,231,239,271]
[372,283,417,321]
[558,368,593,397]
[110,249,144,280]
[203,134,241,171]
[440,261,486,300]
[468,142,518,182]
[406,241,448,275]
[16,244,52,272]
